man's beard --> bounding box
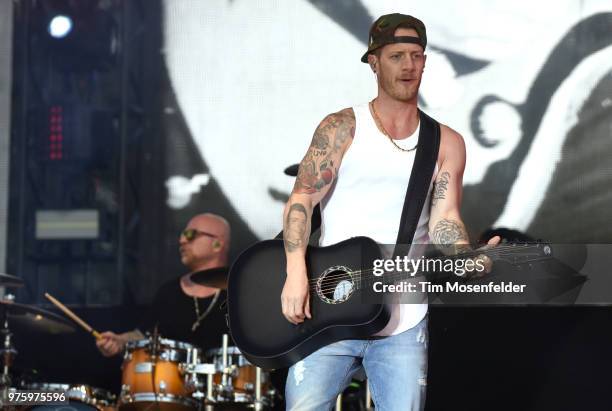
[379,73,420,102]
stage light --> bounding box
[48,15,73,38]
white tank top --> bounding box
[319,103,437,335]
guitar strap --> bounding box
[393,109,441,257]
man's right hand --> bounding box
[96,331,128,357]
[281,266,312,325]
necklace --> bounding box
[369,100,418,153]
[192,291,220,332]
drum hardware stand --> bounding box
[0,294,17,405]
[0,319,16,387]
[217,334,235,401]
[178,359,217,408]
[150,327,159,361]
[189,334,275,409]
[178,363,217,411]
[119,384,132,403]
[183,347,206,398]
[336,393,343,410]
[253,367,263,411]
[149,328,161,409]
[205,373,214,411]
[365,378,373,410]
[221,334,229,386]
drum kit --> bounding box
[118,333,275,410]
[0,273,276,410]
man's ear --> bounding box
[367,54,378,73]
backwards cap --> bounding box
[361,13,427,63]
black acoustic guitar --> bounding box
[227,237,575,370]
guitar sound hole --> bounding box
[316,266,354,304]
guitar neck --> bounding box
[353,243,553,288]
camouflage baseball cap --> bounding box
[361,13,427,63]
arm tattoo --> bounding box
[432,219,470,254]
[312,131,329,150]
[284,203,309,252]
[293,111,354,194]
[431,171,450,206]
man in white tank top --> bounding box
[281,13,500,411]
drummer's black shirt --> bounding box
[140,268,228,351]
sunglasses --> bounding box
[181,228,218,242]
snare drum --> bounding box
[21,383,116,411]
[118,337,200,411]
[206,346,271,404]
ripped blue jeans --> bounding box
[286,315,428,411]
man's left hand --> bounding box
[467,235,501,279]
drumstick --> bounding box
[44,292,102,339]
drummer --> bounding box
[96,213,231,356]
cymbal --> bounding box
[0,300,76,334]
[190,267,229,290]
[0,273,24,288]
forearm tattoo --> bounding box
[293,111,354,194]
[432,219,470,254]
[431,171,450,206]
[284,203,309,253]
